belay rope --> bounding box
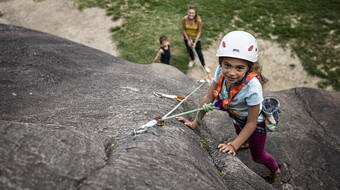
[191,47,211,82]
[133,81,213,135]
[187,36,211,82]
[159,103,216,121]
[163,81,205,119]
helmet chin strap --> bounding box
[235,63,252,85]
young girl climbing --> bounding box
[176,31,281,183]
[181,6,208,71]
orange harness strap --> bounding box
[213,73,225,99]
[213,72,258,118]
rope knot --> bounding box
[202,103,216,112]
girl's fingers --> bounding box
[176,117,194,128]
[218,144,236,156]
[227,149,233,155]
[184,121,193,127]
[226,148,236,156]
[218,144,227,151]
[175,117,186,123]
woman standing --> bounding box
[182,6,207,71]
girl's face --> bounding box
[161,40,169,47]
[187,9,196,19]
[221,57,250,84]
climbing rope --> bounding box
[133,81,208,135]
[191,47,212,83]
[162,82,205,119]
[133,103,217,135]
[192,47,209,75]
[159,103,217,121]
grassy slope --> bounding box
[75,0,340,90]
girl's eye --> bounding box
[236,66,245,71]
[223,63,231,68]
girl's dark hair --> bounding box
[159,36,168,44]
[249,61,268,85]
[187,6,198,22]
[218,57,268,85]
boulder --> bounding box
[202,88,340,189]
[1,24,339,190]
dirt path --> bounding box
[0,0,121,56]
[188,39,322,91]
[0,0,323,91]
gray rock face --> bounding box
[0,24,225,190]
[202,89,340,190]
[0,24,339,190]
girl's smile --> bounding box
[221,57,250,84]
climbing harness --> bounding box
[213,72,281,132]
[133,81,207,135]
[213,72,258,119]
[153,92,192,102]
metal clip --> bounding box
[153,92,178,99]
[132,120,158,135]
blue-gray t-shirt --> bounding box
[213,64,264,122]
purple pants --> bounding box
[234,123,279,172]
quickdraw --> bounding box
[153,92,192,102]
[132,103,217,135]
[153,116,166,126]
[132,81,207,135]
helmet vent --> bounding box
[248,45,254,51]
[222,41,226,48]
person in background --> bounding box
[181,6,208,72]
[152,36,171,65]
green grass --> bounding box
[219,171,226,178]
[74,0,340,90]
[198,133,210,152]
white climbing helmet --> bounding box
[216,31,258,62]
